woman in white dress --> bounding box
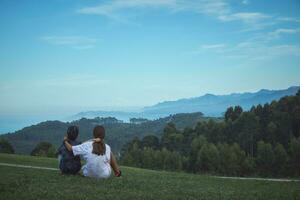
[63,125,121,178]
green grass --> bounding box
[0,153,299,200]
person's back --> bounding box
[73,141,112,178]
[57,126,81,175]
[63,125,121,179]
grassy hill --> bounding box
[0,153,299,200]
[0,112,213,154]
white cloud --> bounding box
[268,28,300,39]
[201,44,226,49]
[77,0,231,20]
[277,17,300,23]
[77,0,298,33]
[41,36,98,49]
[216,42,300,61]
[218,12,270,23]
[192,36,300,61]
[77,0,178,19]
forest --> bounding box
[0,112,207,154]
[121,90,300,177]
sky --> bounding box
[1,0,300,117]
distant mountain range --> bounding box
[73,86,300,120]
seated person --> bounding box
[63,125,121,178]
[57,126,81,174]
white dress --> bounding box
[72,141,112,179]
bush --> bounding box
[30,142,56,157]
[0,139,14,154]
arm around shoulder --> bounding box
[64,137,73,152]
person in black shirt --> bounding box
[57,126,81,175]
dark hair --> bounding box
[67,126,79,141]
[92,125,106,156]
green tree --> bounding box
[30,142,55,157]
[129,142,142,167]
[234,112,259,156]
[141,147,156,169]
[0,139,14,154]
[141,135,159,150]
[256,141,274,176]
[189,136,207,172]
[122,152,135,166]
[266,121,277,145]
[161,123,184,152]
[273,143,288,176]
[290,137,300,176]
[217,143,239,175]
[225,106,243,122]
[196,143,220,173]
[231,143,255,176]
[240,156,255,176]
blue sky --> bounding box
[0,0,300,115]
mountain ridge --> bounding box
[75,86,300,120]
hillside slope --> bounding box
[0,112,208,154]
[0,153,299,200]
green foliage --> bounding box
[0,113,206,154]
[256,141,274,176]
[290,137,300,176]
[196,143,219,173]
[225,106,243,122]
[141,135,159,150]
[122,91,300,177]
[30,142,56,158]
[189,135,207,172]
[0,139,14,154]
[217,143,239,176]
[273,143,288,176]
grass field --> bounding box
[0,153,299,200]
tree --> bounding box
[0,139,14,154]
[273,143,288,176]
[30,142,56,157]
[217,143,239,175]
[189,136,207,172]
[289,137,300,176]
[160,148,182,171]
[256,141,274,176]
[196,143,220,173]
[225,107,234,122]
[129,142,142,167]
[141,135,159,150]
[122,152,135,166]
[141,147,156,169]
[234,112,259,156]
[163,151,182,171]
[266,121,277,145]
[161,123,184,152]
[225,106,243,122]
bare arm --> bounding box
[63,137,73,152]
[110,152,121,176]
[64,137,101,152]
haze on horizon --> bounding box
[1,0,300,117]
